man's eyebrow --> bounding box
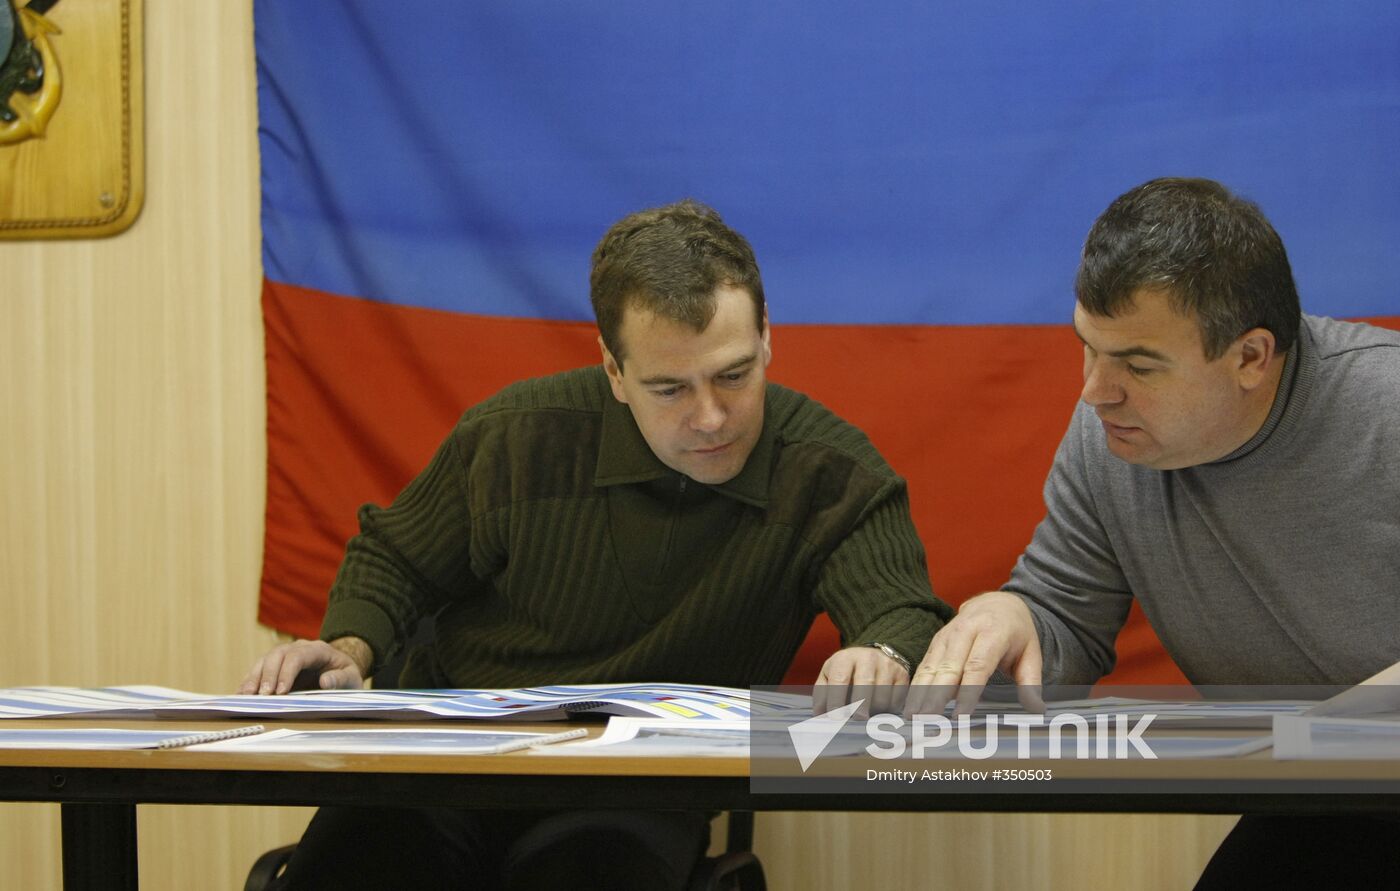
[1071,323,1171,363]
[638,354,758,387]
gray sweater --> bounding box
[1008,315,1400,685]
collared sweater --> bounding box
[321,365,950,688]
[1008,315,1400,685]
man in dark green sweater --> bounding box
[241,200,950,890]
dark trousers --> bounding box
[271,806,710,891]
[1195,815,1400,889]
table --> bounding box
[5,718,1400,890]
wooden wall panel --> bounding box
[0,1,311,887]
[0,2,1231,887]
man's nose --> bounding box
[690,388,726,433]
[1080,359,1123,407]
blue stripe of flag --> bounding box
[255,1,1400,324]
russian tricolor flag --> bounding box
[254,2,1400,684]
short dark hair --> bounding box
[1076,178,1300,359]
[590,199,765,369]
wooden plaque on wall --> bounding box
[0,0,143,239]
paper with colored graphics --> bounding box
[0,683,805,722]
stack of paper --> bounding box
[0,683,806,722]
[1274,714,1400,759]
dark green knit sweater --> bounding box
[320,365,951,688]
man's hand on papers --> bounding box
[238,638,370,695]
[813,645,910,716]
[905,591,1044,717]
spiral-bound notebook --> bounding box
[0,724,267,750]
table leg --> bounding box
[60,802,138,890]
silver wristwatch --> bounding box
[868,642,911,673]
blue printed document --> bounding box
[1274,714,1400,759]
[188,727,586,755]
[0,684,805,722]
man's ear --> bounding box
[599,335,628,403]
[1234,327,1278,390]
[761,309,773,368]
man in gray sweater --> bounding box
[911,177,1400,886]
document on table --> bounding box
[1274,713,1400,759]
[0,725,267,750]
[0,685,216,718]
[1038,698,1317,730]
[188,727,589,755]
[0,684,807,722]
[533,716,1276,760]
[531,718,754,757]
